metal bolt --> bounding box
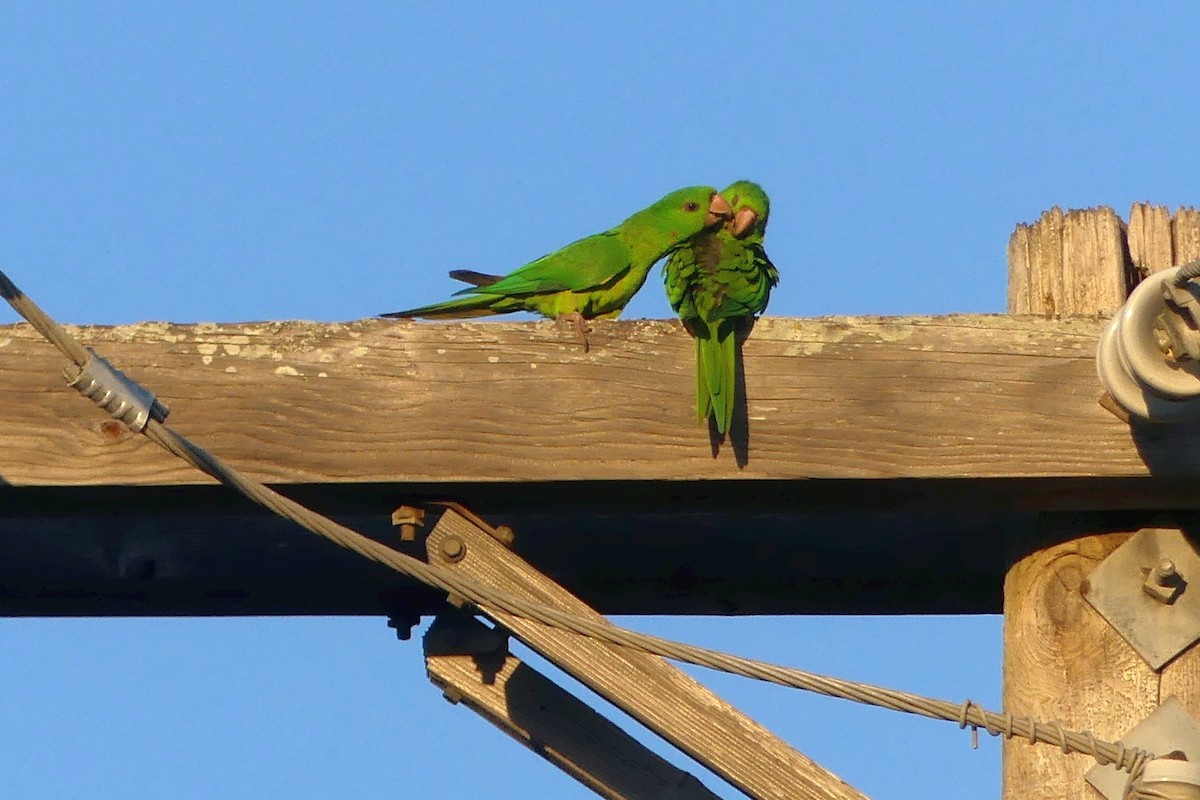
[1154,324,1176,357]
[1144,558,1185,604]
[492,525,516,547]
[441,536,466,562]
[386,612,420,641]
[1154,559,1178,585]
[391,505,426,542]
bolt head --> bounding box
[441,536,466,562]
[1144,559,1186,604]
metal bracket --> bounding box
[1083,528,1200,670]
[1086,697,1200,800]
[63,349,168,432]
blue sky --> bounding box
[3,2,1197,797]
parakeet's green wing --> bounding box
[462,232,632,297]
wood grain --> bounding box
[428,510,868,800]
[1003,205,1179,800]
[1128,203,1174,275]
[1007,206,1130,316]
[1002,532,1156,800]
[1174,207,1200,264]
[424,614,720,800]
[3,314,1196,488]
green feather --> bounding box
[663,181,778,435]
[383,185,725,323]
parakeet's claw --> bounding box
[558,311,592,352]
[706,193,733,226]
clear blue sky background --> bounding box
[2,3,1196,798]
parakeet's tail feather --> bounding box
[694,337,711,427]
[380,294,503,320]
[696,319,737,435]
[448,269,503,288]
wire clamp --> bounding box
[63,349,169,432]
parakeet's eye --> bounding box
[684,202,699,212]
[730,195,740,206]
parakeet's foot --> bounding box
[557,311,592,352]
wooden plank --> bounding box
[0,484,1029,616]
[423,613,721,800]
[427,510,869,800]
[1128,203,1174,275]
[1001,531,1157,800]
[4,314,1198,487]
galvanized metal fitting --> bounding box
[391,505,427,542]
[1145,559,1186,604]
[492,525,516,547]
[441,536,467,562]
[1084,527,1200,669]
[63,349,168,432]
[1127,757,1200,800]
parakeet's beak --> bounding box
[705,193,733,226]
[731,208,758,238]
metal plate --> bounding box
[1083,528,1200,670]
[1086,697,1200,800]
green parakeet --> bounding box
[663,180,778,435]
[382,186,732,349]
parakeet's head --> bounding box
[635,186,731,244]
[721,181,770,240]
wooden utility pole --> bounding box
[1002,204,1200,800]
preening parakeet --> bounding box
[382,186,732,349]
[663,180,778,435]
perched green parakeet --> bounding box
[663,180,778,435]
[382,186,732,349]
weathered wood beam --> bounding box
[4,307,1198,617]
[1,313,1196,488]
[424,612,721,800]
[427,510,869,800]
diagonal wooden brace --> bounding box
[424,610,720,800]
[426,509,869,800]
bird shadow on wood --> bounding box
[707,320,753,469]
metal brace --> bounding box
[1083,527,1200,670]
[1086,697,1200,800]
[63,348,169,432]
